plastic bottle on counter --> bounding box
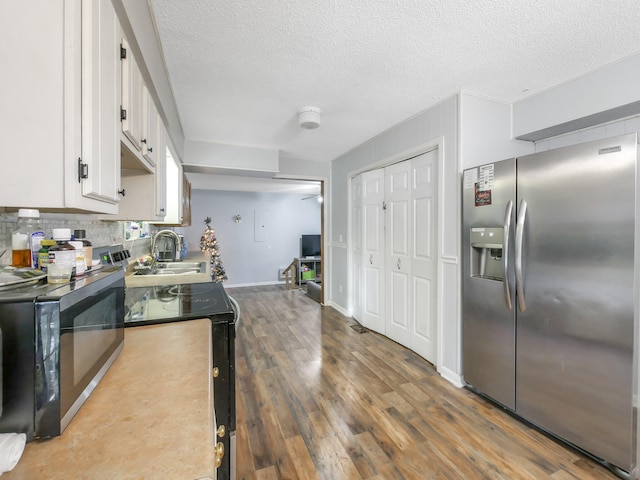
[11,209,45,268]
[48,228,76,282]
[38,239,56,272]
[73,230,93,270]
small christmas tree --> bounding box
[200,217,228,282]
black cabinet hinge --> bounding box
[78,158,88,183]
[120,107,127,121]
[120,44,127,59]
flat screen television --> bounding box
[301,234,321,257]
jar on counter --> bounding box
[11,208,45,268]
[38,239,56,272]
[48,228,76,283]
[69,240,87,276]
[73,230,93,270]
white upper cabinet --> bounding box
[110,28,169,221]
[111,116,167,221]
[119,38,156,173]
[120,37,143,152]
[154,143,193,226]
[154,115,167,217]
[142,86,158,166]
[0,0,121,213]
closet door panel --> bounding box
[361,169,385,334]
[385,161,412,347]
[411,150,438,363]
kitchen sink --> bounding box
[133,261,207,276]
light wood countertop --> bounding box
[4,319,215,480]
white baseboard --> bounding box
[224,280,285,288]
[437,365,465,388]
[326,301,350,317]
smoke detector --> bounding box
[298,106,322,129]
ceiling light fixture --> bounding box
[298,106,322,129]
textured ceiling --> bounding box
[149,0,640,164]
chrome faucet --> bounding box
[151,230,182,262]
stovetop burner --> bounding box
[125,282,234,326]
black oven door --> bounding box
[35,268,125,438]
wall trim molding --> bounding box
[442,255,459,265]
[438,365,465,388]
[327,301,350,317]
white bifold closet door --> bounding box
[408,151,438,362]
[360,169,386,334]
[351,149,438,364]
[385,160,412,346]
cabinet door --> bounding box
[153,151,187,226]
[75,0,121,207]
[182,174,192,226]
[120,38,143,151]
[1,0,120,214]
[154,116,167,217]
[1,0,66,208]
[142,86,158,166]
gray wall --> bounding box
[185,189,321,286]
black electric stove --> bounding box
[125,281,235,326]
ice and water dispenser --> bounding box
[469,227,504,280]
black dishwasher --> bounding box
[124,282,236,480]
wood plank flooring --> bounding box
[227,285,620,480]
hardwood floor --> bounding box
[227,285,620,480]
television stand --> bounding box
[296,257,321,284]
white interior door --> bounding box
[361,169,385,334]
[350,174,363,321]
[410,150,438,363]
[384,161,411,346]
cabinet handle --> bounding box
[396,258,401,270]
[141,138,147,144]
[118,189,126,197]
[369,254,373,265]
[148,147,153,153]
[212,367,219,378]
[214,442,225,467]
[216,425,226,438]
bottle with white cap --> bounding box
[48,228,76,281]
[11,209,44,268]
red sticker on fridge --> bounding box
[475,183,492,206]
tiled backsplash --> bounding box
[0,211,154,265]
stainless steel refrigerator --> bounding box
[462,133,637,475]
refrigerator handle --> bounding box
[503,200,513,310]
[515,199,527,312]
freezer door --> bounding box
[515,133,636,471]
[462,158,516,409]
